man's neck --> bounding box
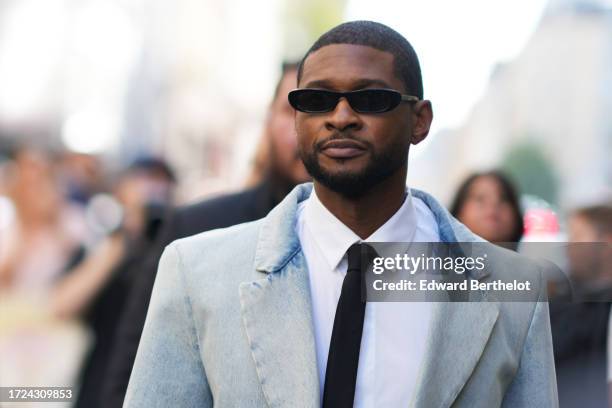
[313,168,408,239]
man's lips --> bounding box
[319,139,367,159]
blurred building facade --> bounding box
[0,0,346,203]
[1,0,609,209]
[411,0,612,211]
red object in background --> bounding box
[523,208,560,236]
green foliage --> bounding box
[501,142,559,205]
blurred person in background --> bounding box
[48,157,177,408]
[565,205,612,297]
[549,204,612,408]
[245,123,271,187]
[101,61,310,407]
[0,147,87,292]
[0,146,89,391]
[57,152,106,206]
[51,157,177,319]
[450,170,524,249]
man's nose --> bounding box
[325,97,363,132]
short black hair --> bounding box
[127,156,176,183]
[297,20,423,98]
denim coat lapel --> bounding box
[239,185,319,407]
[410,188,500,407]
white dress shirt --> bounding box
[296,187,440,407]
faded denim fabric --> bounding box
[124,183,558,408]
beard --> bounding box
[300,136,408,199]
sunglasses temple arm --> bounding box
[401,95,420,103]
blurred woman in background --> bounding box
[0,147,87,292]
[0,146,90,392]
[450,170,524,248]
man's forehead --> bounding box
[300,44,399,89]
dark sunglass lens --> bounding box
[290,90,337,112]
[349,90,399,113]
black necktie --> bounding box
[322,243,374,408]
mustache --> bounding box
[314,132,372,151]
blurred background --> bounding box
[0,0,610,205]
[0,0,610,406]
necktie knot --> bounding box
[346,243,362,273]
[346,242,378,273]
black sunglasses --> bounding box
[288,88,419,113]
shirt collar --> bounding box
[302,187,418,271]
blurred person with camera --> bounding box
[48,157,177,408]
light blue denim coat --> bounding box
[124,183,558,407]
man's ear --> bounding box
[410,100,433,145]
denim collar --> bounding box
[254,183,485,277]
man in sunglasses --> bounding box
[126,21,557,407]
